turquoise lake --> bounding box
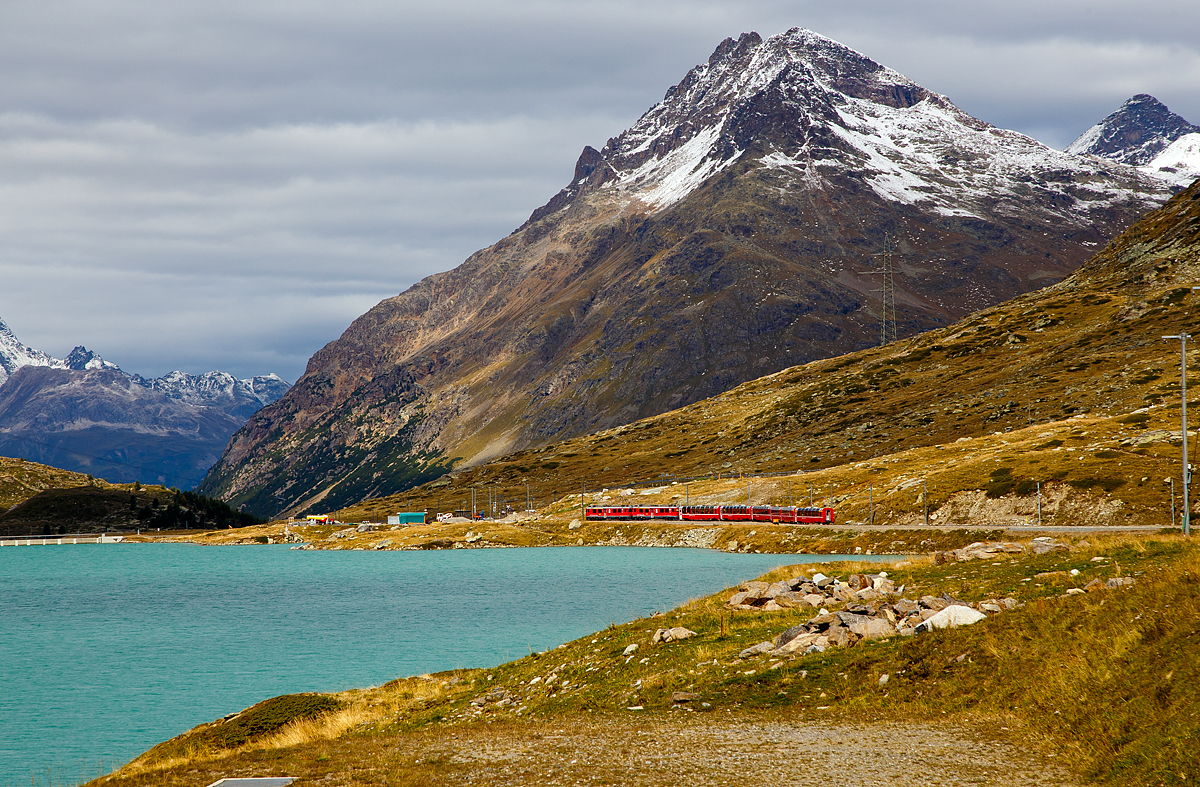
[0,543,893,786]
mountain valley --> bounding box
[0,320,289,489]
[200,29,1178,517]
[324,177,1200,540]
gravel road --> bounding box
[428,715,1079,787]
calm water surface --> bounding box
[0,543,889,785]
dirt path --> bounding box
[397,715,1078,787]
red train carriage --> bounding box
[584,504,835,524]
[582,505,680,520]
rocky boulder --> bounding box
[915,605,987,633]
[1029,537,1070,555]
[652,627,697,644]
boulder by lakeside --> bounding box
[729,562,1134,659]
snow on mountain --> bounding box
[0,318,65,387]
[143,369,289,408]
[0,316,288,405]
[204,27,1175,516]
[558,29,1164,224]
[0,317,292,487]
[63,346,121,372]
[1141,133,1200,188]
[1067,94,1200,169]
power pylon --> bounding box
[870,236,898,345]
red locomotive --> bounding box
[584,504,835,524]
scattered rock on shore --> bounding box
[731,560,1136,660]
[914,605,986,633]
[652,627,698,644]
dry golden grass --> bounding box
[90,532,1200,787]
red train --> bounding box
[584,504,835,524]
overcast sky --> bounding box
[2,0,1198,382]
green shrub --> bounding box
[1014,479,1038,496]
[211,694,342,749]
[1069,477,1127,493]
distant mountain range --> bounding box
[0,318,289,490]
[199,28,1184,517]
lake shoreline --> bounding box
[2,544,815,787]
[84,530,1199,787]
[132,516,1023,556]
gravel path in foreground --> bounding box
[426,715,1078,787]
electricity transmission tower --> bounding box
[870,236,898,346]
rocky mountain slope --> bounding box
[341,178,1200,530]
[1067,93,1199,166]
[1067,93,1200,188]
[201,28,1173,517]
[0,319,289,489]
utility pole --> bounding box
[870,235,898,346]
[869,484,874,525]
[809,483,813,507]
[1163,333,1192,535]
[923,479,929,527]
[1171,478,1177,529]
[1037,481,1042,526]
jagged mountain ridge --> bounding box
[200,28,1172,517]
[0,317,288,405]
[0,318,289,488]
[1067,94,1200,166]
[0,318,62,385]
[547,30,1166,223]
[1067,94,1200,189]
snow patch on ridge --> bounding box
[1065,123,1104,158]
[615,126,743,210]
[828,94,1154,221]
[1141,133,1200,188]
[0,318,65,387]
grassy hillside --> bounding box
[86,183,1200,786]
[0,455,262,536]
[88,531,1199,787]
[326,180,1200,532]
[0,455,108,510]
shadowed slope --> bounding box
[201,29,1171,517]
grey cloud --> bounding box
[0,0,1197,382]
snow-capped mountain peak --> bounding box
[0,316,293,488]
[63,346,121,372]
[536,28,1166,225]
[0,317,66,386]
[0,316,290,408]
[143,369,289,408]
[1067,94,1200,167]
